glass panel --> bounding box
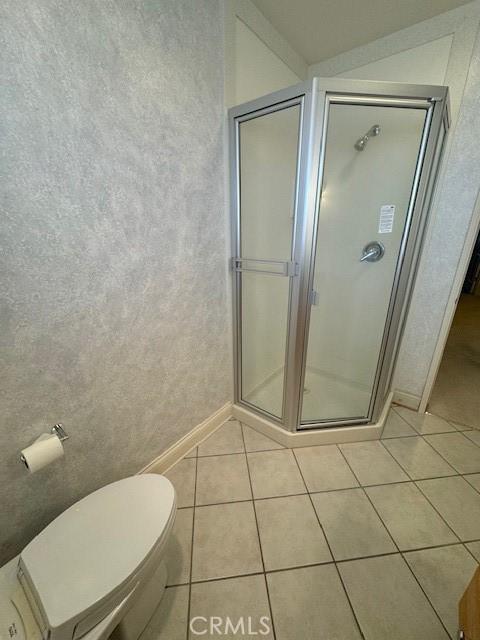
[301,103,427,424]
[238,105,300,418]
[241,272,290,417]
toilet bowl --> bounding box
[0,474,176,640]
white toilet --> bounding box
[0,474,176,640]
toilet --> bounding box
[0,474,176,640]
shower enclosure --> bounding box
[230,77,449,433]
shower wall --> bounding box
[0,0,229,564]
[306,109,426,387]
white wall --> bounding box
[336,35,453,85]
[310,2,480,407]
[234,19,300,104]
[224,0,307,106]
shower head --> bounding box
[354,124,381,151]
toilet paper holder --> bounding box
[20,423,69,465]
[51,423,69,442]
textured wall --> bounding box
[0,0,230,563]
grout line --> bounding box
[180,536,480,587]
[189,570,266,586]
[462,474,480,496]
[291,448,366,640]
[379,436,457,479]
[376,439,462,544]
[240,424,277,640]
[418,435,471,474]
[401,548,455,640]
[185,451,198,640]
[336,445,453,639]
[336,445,401,554]
[413,477,472,540]
[463,541,480,564]
[197,447,284,459]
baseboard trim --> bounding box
[141,391,395,474]
[233,392,392,447]
[139,402,233,475]
[392,390,421,410]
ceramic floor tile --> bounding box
[164,458,196,508]
[294,445,358,492]
[451,421,474,432]
[140,585,189,640]
[197,421,245,457]
[339,441,409,486]
[184,447,197,458]
[366,483,458,550]
[339,555,449,639]
[247,449,306,499]
[417,476,480,541]
[311,488,396,560]
[382,437,456,480]
[381,410,417,438]
[189,575,273,639]
[465,541,480,562]
[192,502,262,581]
[255,495,331,571]
[464,429,480,446]
[394,407,456,435]
[166,507,193,586]
[195,454,251,505]
[424,432,480,474]
[465,473,480,492]
[404,544,478,638]
[242,424,284,452]
[267,564,362,640]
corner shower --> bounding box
[229,77,449,435]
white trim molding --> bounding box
[393,390,421,411]
[139,402,233,475]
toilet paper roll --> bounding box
[21,433,64,473]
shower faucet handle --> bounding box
[360,241,385,263]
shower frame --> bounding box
[229,77,449,434]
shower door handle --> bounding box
[360,241,385,263]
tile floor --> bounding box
[142,407,480,639]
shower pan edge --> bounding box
[232,392,392,448]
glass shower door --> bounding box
[234,101,302,419]
[301,100,429,425]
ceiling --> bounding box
[250,0,471,64]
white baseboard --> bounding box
[139,402,233,475]
[232,392,393,447]
[141,390,395,475]
[392,390,421,410]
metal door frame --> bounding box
[229,82,314,426]
[229,77,449,433]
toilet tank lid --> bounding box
[19,474,175,631]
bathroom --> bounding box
[2,0,480,638]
